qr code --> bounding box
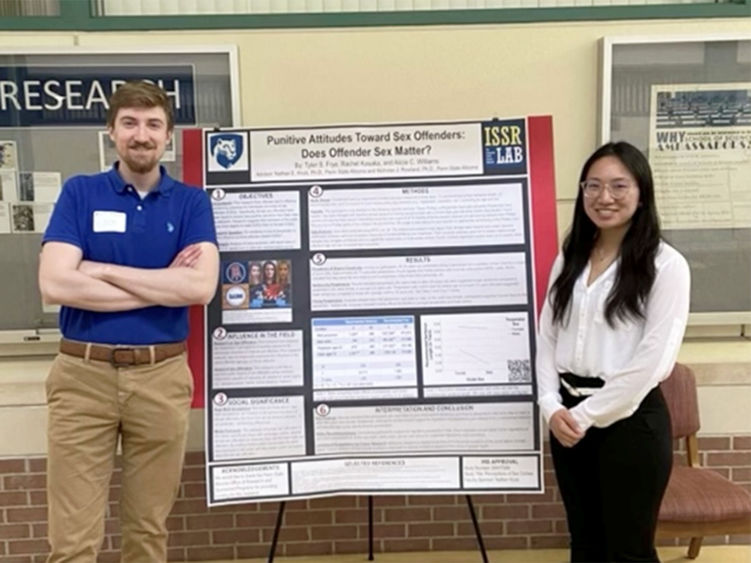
[507,359,531,382]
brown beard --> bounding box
[121,145,161,174]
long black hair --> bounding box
[551,141,661,327]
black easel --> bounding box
[465,495,489,563]
[267,501,286,563]
[268,495,488,562]
[368,495,375,560]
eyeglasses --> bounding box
[580,180,635,200]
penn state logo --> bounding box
[210,134,245,170]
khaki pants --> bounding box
[45,352,193,563]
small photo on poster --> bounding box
[11,203,34,232]
[221,260,249,309]
[222,284,249,309]
[223,260,248,285]
[220,258,293,325]
[161,133,176,162]
[0,141,18,170]
[10,202,53,233]
[18,172,34,201]
[18,172,62,203]
[248,259,293,309]
[0,170,18,202]
[0,202,10,233]
[19,172,62,203]
[99,132,118,172]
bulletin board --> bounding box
[0,47,238,340]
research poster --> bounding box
[202,118,557,505]
[649,82,751,230]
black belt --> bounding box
[60,338,186,367]
[560,372,605,397]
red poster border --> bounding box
[527,115,559,318]
[183,128,207,408]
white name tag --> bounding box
[93,210,126,233]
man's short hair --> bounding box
[106,81,174,131]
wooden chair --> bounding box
[657,362,751,558]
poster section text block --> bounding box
[250,123,482,182]
[291,457,460,495]
[213,464,289,501]
[211,189,301,251]
[463,456,539,489]
[211,396,306,461]
[310,253,527,312]
[212,330,304,389]
[308,182,524,250]
[313,402,534,455]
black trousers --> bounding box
[550,383,673,563]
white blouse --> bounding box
[536,241,690,432]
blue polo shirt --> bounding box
[43,164,217,345]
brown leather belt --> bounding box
[60,338,186,367]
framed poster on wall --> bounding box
[600,34,751,327]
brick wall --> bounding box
[2,436,750,562]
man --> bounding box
[38,81,219,562]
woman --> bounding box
[248,261,264,304]
[276,259,292,305]
[248,261,262,286]
[261,260,282,304]
[537,141,690,562]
